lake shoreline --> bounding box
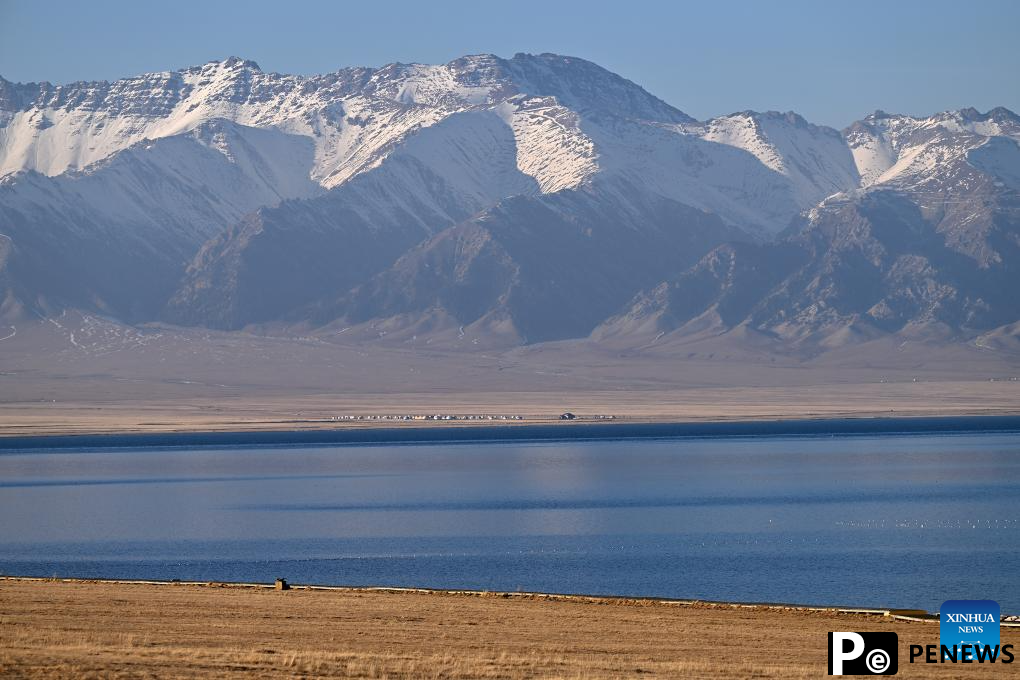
[0,575,951,618]
[2,413,1020,450]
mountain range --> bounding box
[2,53,1018,352]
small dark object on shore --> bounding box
[275,578,290,591]
[560,412,576,420]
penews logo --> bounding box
[829,600,1013,674]
[939,600,1000,662]
[828,632,898,675]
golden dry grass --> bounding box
[1,580,1016,678]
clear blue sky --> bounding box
[1,0,1017,128]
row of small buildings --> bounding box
[329,414,525,421]
[325,413,618,422]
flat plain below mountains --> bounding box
[1,313,1017,436]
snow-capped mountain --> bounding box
[0,54,677,189]
[845,107,1020,188]
[599,109,1020,348]
[0,119,320,317]
[1,53,1017,348]
[695,111,861,207]
[0,53,859,235]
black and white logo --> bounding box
[828,632,898,675]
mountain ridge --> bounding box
[1,53,1017,352]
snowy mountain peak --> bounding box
[0,52,698,184]
[178,56,264,78]
[695,109,859,209]
[221,56,262,71]
[505,52,694,124]
[955,106,1019,124]
[845,106,1020,187]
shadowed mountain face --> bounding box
[598,109,1020,349]
[0,121,320,320]
[164,109,540,328]
[320,183,745,343]
[598,186,1020,347]
[1,54,1018,350]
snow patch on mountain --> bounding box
[845,108,1020,190]
[509,96,599,192]
[0,119,320,249]
[700,111,860,205]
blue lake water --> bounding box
[1,426,1018,612]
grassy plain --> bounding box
[1,580,1016,679]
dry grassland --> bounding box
[1,580,1016,678]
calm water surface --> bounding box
[1,431,1018,612]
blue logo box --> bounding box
[940,600,1000,661]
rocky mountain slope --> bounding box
[1,54,1017,350]
[0,120,320,318]
[598,108,1020,348]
